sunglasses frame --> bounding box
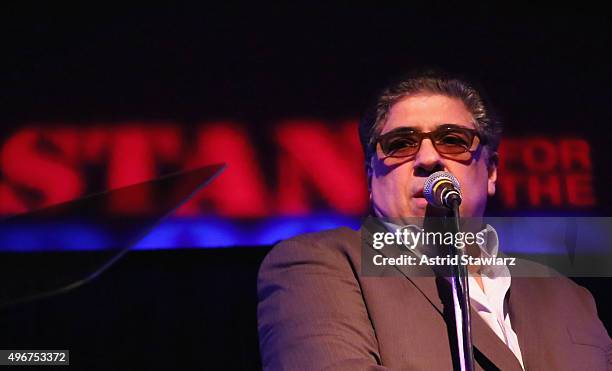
[375,124,486,160]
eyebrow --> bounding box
[380,123,475,136]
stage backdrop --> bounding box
[1,9,610,251]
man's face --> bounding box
[370,94,497,219]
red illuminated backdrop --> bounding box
[0,122,596,216]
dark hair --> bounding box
[359,69,502,178]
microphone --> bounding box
[424,171,473,371]
[424,171,462,209]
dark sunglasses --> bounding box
[376,124,485,161]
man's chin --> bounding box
[393,204,447,225]
[410,198,449,218]
[397,201,447,216]
[374,201,450,222]
[424,205,451,218]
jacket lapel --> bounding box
[469,306,524,370]
[507,276,538,370]
[360,217,524,370]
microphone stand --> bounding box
[448,200,475,371]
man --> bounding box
[257,71,612,370]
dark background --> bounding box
[3,8,612,139]
[1,6,611,370]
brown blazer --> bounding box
[257,225,612,370]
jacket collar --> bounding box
[360,216,524,371]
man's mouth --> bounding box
[412,189,428,209]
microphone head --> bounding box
[423,171,461,208]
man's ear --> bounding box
[487,152,498,197]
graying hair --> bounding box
[359,70,502,174]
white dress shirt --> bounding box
[466,225,524,369]
[383,222,525,369]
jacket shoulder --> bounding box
[279,226,359,247]
[260,227,359,267]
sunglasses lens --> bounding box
[433,129,474,154]
[380,133,420,157]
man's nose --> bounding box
[413,138,444,175]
